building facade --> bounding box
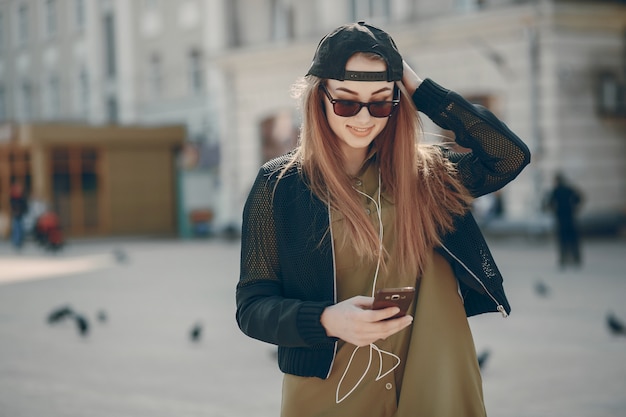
[1,0,625,237]
[216,0,626,233]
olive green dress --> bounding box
[281,163,486,417]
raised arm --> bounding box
[402,61,531,197]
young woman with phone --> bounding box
[236,21,530,416]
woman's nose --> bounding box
[354,105,372,121]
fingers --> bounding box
[367,305,401,322]
[343,296,402,321]
[320,296,414,347]
[351,314,414,347]
[350,295,375,309]
[401,60,422,93]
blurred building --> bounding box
[216,0,626,235]
[0,0,216,237]
[0,0,625,237]
[0,122,184,237]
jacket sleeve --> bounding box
[412,78,531,197]
[236,165,335,348]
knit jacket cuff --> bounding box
[411,78,450,117]
[297,302,337,345]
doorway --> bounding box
[50,146,102,236]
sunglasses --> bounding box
[320,84,400,118]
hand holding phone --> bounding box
[372,287,415,319]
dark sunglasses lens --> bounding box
[369,102,394,118]
[333,100,361,117]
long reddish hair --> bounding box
[279,54,471,276]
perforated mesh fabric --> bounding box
[414,82,530,197]
[239,165,282,288]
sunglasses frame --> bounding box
[320,84,400,118]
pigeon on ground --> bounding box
[533,280,551,297]
[606,312,626,336]
[190,322,202,342]
[74,314,90,337]
[477,349,491,370]
[97,310,108,323]
[112,248,128,264]
[47,305,74,324]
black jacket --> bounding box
[236,79,531,379]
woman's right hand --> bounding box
[320,296,413,347]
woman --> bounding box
[236,22,530,416]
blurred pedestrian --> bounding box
[545,172,584,268]
[236,21,530,417]
[491,190,505,219]
[9,181,28,250]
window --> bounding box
[224,0,240,47]
[149,54,162,98]
[596,71,626,117]
[0,12,4,52]
[77,67,90,117]
[103,13,116,78]
[20,81,33,121]
[350,0,390,21]
[45,0,57,38]
[45,73,61,119]
[188,49,203,95]
[75,0,86,32]
[260,110,298,163]
[456,0,486,12]
[50,146,101,234]
[0,86,6,122]
[106,97,118,124]
[270,0,293,41]
[17,3,29,46]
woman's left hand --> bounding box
[400,60,423,94]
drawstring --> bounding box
[335,171,401,404]
[336,343,401,403]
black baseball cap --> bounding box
[306,21,403,82]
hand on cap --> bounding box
[400,60,423,94]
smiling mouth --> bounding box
[349,125,373,134]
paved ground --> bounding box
[0,235,625,417]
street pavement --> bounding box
[0,235,625,417]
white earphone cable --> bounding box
[335,171,402,404]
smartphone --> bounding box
[372,287,416,319]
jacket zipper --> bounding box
[440,244,508,318]
[326,205,338,379]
